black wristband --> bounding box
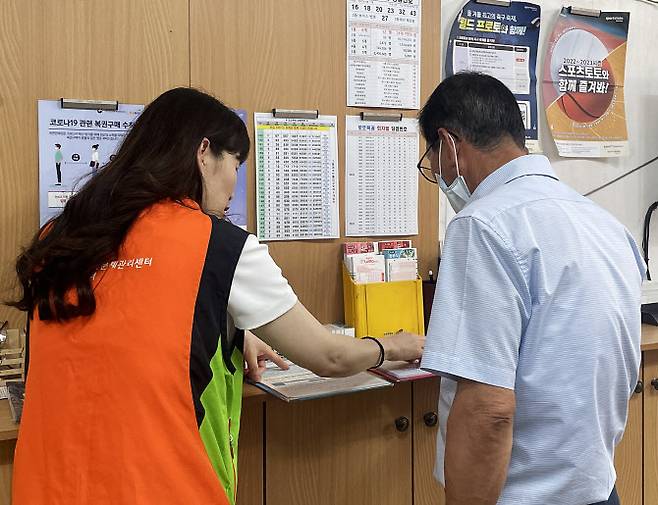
[362,336,385,369]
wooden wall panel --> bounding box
[236,398,265,505]
[265,384,413,505]
[191,0,441,323]
[645,351,658,505]
[413,378,445,505]
[0,0,190,328]
[0,440,17,505]
[614,374,643,505]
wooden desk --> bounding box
[1,325,653,443]
[1,326,657,505]
[242,383,266,400]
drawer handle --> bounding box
[423,412,438,427]
[651,378,658,391]
[395,416,410,432]
[635,381,644,394]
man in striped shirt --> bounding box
[418,72,644,505]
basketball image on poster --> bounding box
[542,7,629,158]
[551,30,615,122]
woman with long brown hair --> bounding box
[9,87,423,505]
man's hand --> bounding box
[243,330,289,382]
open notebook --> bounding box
[248,360,393,402]
[369,361,435,383]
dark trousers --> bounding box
[590,487,620,505]
[55,162,61,183]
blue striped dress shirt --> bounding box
[421,155,645,504]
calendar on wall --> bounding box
[347,0,422,109]
[345,115,419,236]
[254,113,340,241]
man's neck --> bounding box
[468,145,528,191]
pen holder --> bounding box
[342,265,425,338]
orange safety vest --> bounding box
[13,200,248,505]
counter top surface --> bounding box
[2,325,657,441]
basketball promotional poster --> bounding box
[543,7,630,158]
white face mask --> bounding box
[438,134,471,213]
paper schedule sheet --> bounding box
[255,113,340,241]
[347,0,422,109]
[345,115,419,236]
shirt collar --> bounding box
[469,155,557,204]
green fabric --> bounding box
[198,346,244,505]
[55,150,63,162]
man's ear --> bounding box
[437,128,453,148]
[438,128,458,163]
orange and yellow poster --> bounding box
[542,7,629,157]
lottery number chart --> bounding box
[345,116,419,236]
[347,0,421,109]
[255,114,340,241]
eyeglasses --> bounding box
[417,142,438,184]
[417,132,460,184]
